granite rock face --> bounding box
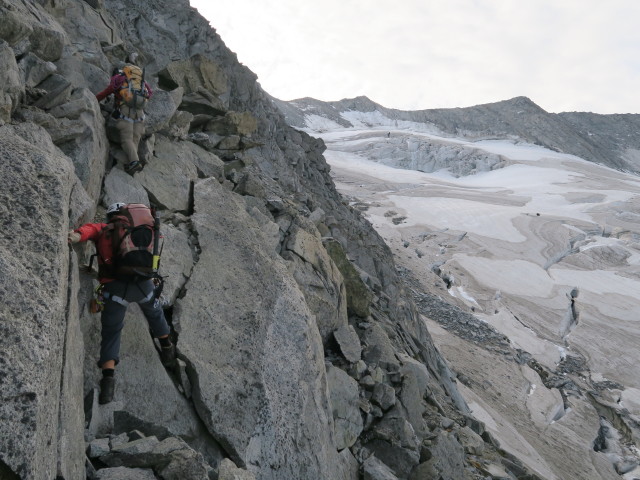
[173,178,353,479]
[0,123,85,480]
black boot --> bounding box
[99,372,115,405]
[159,340,176,368]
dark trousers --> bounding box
[98,279,170,367]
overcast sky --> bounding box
[188,1,639,114]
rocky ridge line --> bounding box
[274,95,640,174]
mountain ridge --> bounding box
[274,94,640,173]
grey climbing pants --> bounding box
[115,117,145,164]
[98,279,170,367]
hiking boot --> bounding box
[99,376,115,405]
[124,161,142,174]
[160,342,176,368]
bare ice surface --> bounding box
[316,123,640,479]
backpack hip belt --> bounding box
[118,109,145,123]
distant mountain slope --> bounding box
[273,95,640,173]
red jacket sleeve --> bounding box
[96,75,125,102]
[75,223,107,242]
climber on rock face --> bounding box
[96,52,153,175]
[68,202,175,405]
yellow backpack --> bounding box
[119,64,149,109]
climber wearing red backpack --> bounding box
[68,202,174,405]
[96,52,153,174]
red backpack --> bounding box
[98,204,160,279]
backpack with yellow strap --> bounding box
[119,64,149,109]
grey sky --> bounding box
[189,0,639,114]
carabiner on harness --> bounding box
[89,284,106,313]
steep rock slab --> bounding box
[82,304,211,447]
[58,251,86,480]
[0,125,83,479]
[174,178,355,480]
[158,223,194,304]
[135,135,199,212]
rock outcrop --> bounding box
[0,0,545,479]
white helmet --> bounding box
[106,202,126,217]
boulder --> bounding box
[102,167,150,208]
[157,446,211,480]
[371,383,396,411]
[18,52,56,88]
[410,431,465,480]
[180,87,227,116]
[245,204,280,254]
[28,22,66,62]
[0,40,23,122]
[326,365,364,450]
[88,438,111,458]
[52,3,115,72]
[145,87,183,134]
[33,73,72,110]
[135,135,199,211]
[100,437,161,467]
[218,458,256,480]
[173,178,353,479]
[188,131,224,152]
[363,408,421,478]
[184,140,225,181]
[458,426,485,456]
[206,111,257,136]
[234,172,266,198]
[95,467,156,480]
[283,217,348,343]
[0,7,33,46]
[334,324,362,363]
[363,455,399,480]
[324,238,373,318]
[161,109,194,140]
[217,134,241,150]
[397,354,431,438]
[360,323,398,367]
[158,54,228,98]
